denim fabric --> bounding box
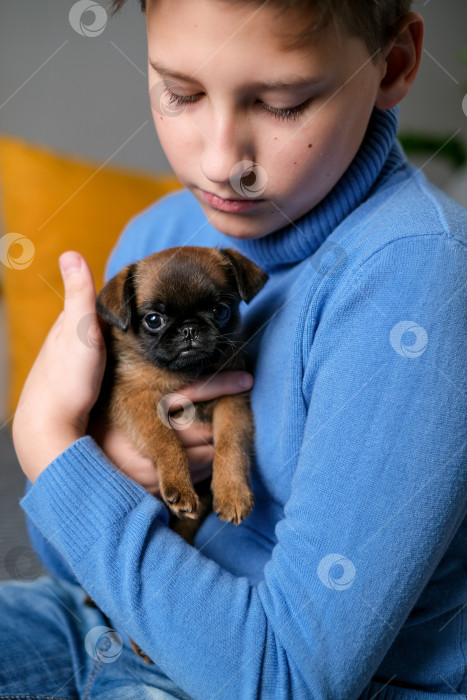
[0,576,193,700]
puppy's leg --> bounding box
[210,394,255,525]
[171,482,212,544]
[112,392,201,519]
[151,425,201,519]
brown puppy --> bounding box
[89,246,267,662]
[94,246,268,532]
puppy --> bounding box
[88,246,267,662]
[94,246,268,532]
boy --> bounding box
[4,0,467,697]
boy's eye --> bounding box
[257,99,311,122]
[162,87,310,122]
[163,88,203,108]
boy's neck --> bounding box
[224,106,402,272]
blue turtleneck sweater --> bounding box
[22,108,467,699]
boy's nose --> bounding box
[199,113,254,189]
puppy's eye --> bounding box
[212,303,231,325]
[143,313,165,332]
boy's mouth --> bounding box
[199,188,265,213]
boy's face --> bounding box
[147,0,385,240]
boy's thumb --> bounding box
[59,251,97,320]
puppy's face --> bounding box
[96,247,268,373]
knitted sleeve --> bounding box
[23,479,78,583]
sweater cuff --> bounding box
[20,435,169,566]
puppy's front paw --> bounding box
[213,485,254,525]
[161,482,201,520]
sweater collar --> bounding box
[224,107,402,271]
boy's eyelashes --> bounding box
[257,100,310,122]
[165,90,202,108]
[162,87,311,122]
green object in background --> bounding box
[399,45,467,173]
[399,132,467,171]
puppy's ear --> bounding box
[96,263,136,332]
[219,248,268,303]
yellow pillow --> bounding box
[0,134,181,415]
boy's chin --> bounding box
[197,201,283,241]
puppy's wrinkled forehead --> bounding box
[134,247,231,310]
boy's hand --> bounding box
[12,251,106,483]
[91,371,254,496]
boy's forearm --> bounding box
[24,483,78,585]
[20,437,271,698]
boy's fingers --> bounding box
[177,371,254,404]
[59,251,98,325]
[179,422,213,447]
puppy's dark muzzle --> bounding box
[177,324,206,357]
[180,324,199,341]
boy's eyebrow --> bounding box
[149,60,323,90]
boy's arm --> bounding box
[18,233,467,698]
[24,479,78,583]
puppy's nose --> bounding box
[180,324,199,340]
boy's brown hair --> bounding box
[110,0,413,57]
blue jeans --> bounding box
[0,575,193,699]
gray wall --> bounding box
[1,0,466,185]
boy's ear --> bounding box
[96,263,136,331]
[375,12,424,111]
